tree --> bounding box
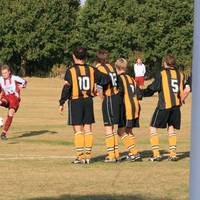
[77,0,193,76]
[0,0,80,75]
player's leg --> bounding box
[118,126,141,162]
[113,129,120,159]
[72,125,85,164]
[111,95,121,160]
[83,124,93,163]
[126,127,141,161]
[1,95,19,140]
[83,97,95,164]
[167,106,181,161]
[102,96,116,162]
[168,125,177,161]
[149,126,161,161]
[1,108,15,140]
[69,99,85,164]
[149,108,169,161]
[104,125,116,162]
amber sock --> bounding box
[74,131,85,159]
[113,131,120,159]
[168,133,177,157]
[105,133,115,159]
[85,131,93,159]
[121,134,138,156]
[150,133,160,157]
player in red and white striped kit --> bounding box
[0,64,27,140]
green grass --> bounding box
[0,78,191,200]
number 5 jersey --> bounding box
[143,68,184,109]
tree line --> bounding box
[0,0,193,77]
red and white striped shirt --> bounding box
[0,75,26,98]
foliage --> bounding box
[76,0,193,76]
[0,0,79,75]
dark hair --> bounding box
[96,49,109,65]
[73,47,87,60]
[164,54,176,67]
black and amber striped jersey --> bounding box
[143,68,184,109]
[60,64,111,101]
[96,63,119,96]
[118,73,140,120]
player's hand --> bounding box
[59,105,64,115]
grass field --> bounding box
[0,78,191,200]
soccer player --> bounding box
[115,58,142,161]
[143,54,184,161]
[134,58,146,89]
[95,50,121,163]
[59,47,111,164]
[0,64,27,140]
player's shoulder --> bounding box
[159,69,167,77]
[67,65,75,71]
[87,64,95,70]
[95,63,104,70]
[119,73,128,82]
[11,74,19,79]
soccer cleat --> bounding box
[1,132,7,140]
[127,153,142,162]
[72,158,85,164]
[104,157,117,163]
[168,156,178,162]
[148,156,162,162]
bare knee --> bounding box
[168,126,175,135]
[105,126,113,136]
[150,126,157,135]
[83,124,92,133]
[73,125,83,133]
[8,109,15,117]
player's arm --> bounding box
[181,76,192,103]
[59,69,72,113]
[94,68,111,87]
[13,75,27,88]
[143,73,161,97]
[59,83,71,105]
[136,84,143,100]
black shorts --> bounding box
[102,94,121,126]
[118,104,140,128]
[68,97,95,125]
[151,106,181,129]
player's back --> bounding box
[96,63,118,96]
[65,64,95,100]
[159,68,184,109]
[119,73,140,120]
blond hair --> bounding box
[115,58,128,71]
[1,64,10,71]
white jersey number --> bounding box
[78,77,90,90]
[171,79,179,93]
[109,73,117,86]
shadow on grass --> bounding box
[11,130,58,139]
[26,194,173,200]
[91,150,190,162]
